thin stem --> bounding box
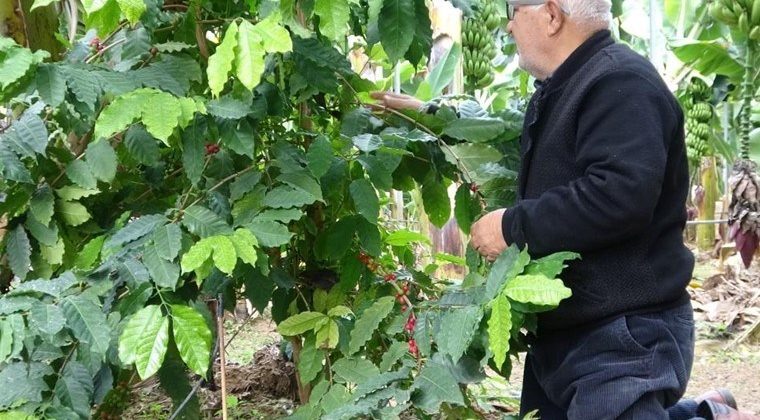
[85,38,127,64]
[57,341,79,379]
[176,164,256,220]
[294,286,312,312]
[325,352,333,385]
[195,2,209,60]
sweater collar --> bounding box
[536,30,614,93]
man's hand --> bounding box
[470,209,508,261]
[369,91,423,111]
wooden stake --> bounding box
[217,302,228,420]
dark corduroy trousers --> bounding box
[519,302,702,419]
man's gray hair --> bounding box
[558,0,612,28]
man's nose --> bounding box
[506,20,513,34]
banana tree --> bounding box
[673,0,760,265]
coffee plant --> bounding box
[0,0,575,418]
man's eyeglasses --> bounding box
[507,0,569,20]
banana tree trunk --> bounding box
[697,156,718,251]
[4,0,64,59]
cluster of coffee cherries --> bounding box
[357,250,421,357]
[89,37,105,53]
[205,143,220,155]
[405,312,418,356]
[357,251,380,272]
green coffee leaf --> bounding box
[321,384,352,413]
[487,293,512,371]
[54,361,93,418]
[40,237,64,265]
[246,221,293,247]
[315,319,339,349]
[119,305,170,379]
[0,362,52,409]
[142,90,182,143]
[105,214,166,249]
[434,306,482,363]
[25,217,58,246]
[349,178,379,223]
[0,319,13,363]
[29,185,54,225]
[180,239,213,273]
[74,235,105,270]
[29,303,65,336]
[278,312,327,336]
[454,183,480,235]
[378,0,415,62]
[116,0,146,24]
[442,143,502,175]
[297,337,324,383]
[379,340,408,371]
[152,223,182,261]
[354,368,410,399]
[327,305,352,318]
[85,140,118,182]
[331,357,379,383]
[421,177,450,228]
[411,361,464,413]
[348,296,395,354]
[57,200,92,226]
[2,112,48,158]
[253,13,292,53]
[66,160,97,189]
[503,274,572,307]
[262,186,317,208]
[484,245,530,301]
[384,229,430,246]
[6,225,31,280]
[306,135,334,178]
[55,186,99,201]
[208,22,239,97]
[231,228,258,265]
[442,118,506,143]
[524,251,581,278]
[143,245,180,289]
[234,21,267,91]
[9,271,77,298]
[252,208,304,223]
[171,305,213,377]
[315,0,350,42]
[62,296,111,356]
[208,235,237,274]
[277,171,323,202]
[181,205,233,238]
[32,64,66,108]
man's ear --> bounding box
[545,0,565,36]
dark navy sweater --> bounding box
[501,30,694,331]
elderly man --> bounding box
[372,0,758,418]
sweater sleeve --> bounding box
[501,70,680,256]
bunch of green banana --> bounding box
[709,0,760,40]
[462,0,501,89]
[481,0,501,31]
[462,16,496,89]
[684,79,714,164]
